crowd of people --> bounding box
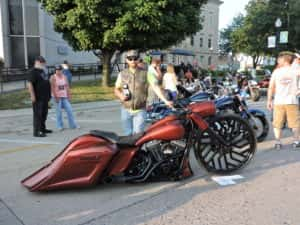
[27,51,300,151]
[27,56,78,137]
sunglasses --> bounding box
[127,56,139,61]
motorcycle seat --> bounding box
[90,130,143,147]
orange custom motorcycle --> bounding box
[22,101,256,192]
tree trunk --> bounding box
[101,51,114,87]
[252,55,258,69]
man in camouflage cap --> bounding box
[115,50,172,136]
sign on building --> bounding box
[280,31,288,44]
[268,36,276,48]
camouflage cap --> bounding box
[126,50,139,57]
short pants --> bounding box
[273,104,300,129]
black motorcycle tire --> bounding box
[250,113,269,142]
[194,114,257,174]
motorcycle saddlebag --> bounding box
[21,135,117,191]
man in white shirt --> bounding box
[267,52,300,149]
[292,53,300,110]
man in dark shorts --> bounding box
[27,56,52,137]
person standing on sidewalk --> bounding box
[267,52,300,149]
[147,58,163,105]
[27,56,52,137]
[50,65,79,131]
[115,50,172,136]
[292,53,300,109]
[163,64,178,101]
[61,60,73,85]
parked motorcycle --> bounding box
[240,79,261,102]
[22,101,256,192]
[147,86,269,142]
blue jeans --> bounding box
[121,107,146,136]
[54,97,78,129]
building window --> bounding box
[208,39,212,49]
[25,0,40,36]
[199,37,203,48]
[190,36,194,46]
[10,37,25,67]
[8,0,24,35]
[172,55,176,63]
[200,55,204,62]
[208,56,212,66]
[27,37,40,66]
[8,0,40,67]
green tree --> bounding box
[289,0,300,50]
[231,0,273,68]
[38,0,207,86]
[219,14,244,55]
[267,0,300,51]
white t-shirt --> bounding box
[163,72,177,92]
[270,66,299,105]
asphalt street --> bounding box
[0,99,300,225]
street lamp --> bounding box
[275,18,282,28]
[275,18,282,51]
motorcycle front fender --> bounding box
[248,108,266,117]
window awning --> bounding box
[150,50,163,56]
[169,49,195,56]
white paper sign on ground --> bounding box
[211,175,244,186]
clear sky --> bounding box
[219,0,250,30]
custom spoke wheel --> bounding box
[194,114,257,174]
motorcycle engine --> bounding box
[145,140,186,176]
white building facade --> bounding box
[0,0,221,69]
[167,0,222,69]
[0,0,98,68]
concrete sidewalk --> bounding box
[0,100,120,118]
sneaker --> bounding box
[274,142,282,150]
[292,141,300,149]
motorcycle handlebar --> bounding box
[171,100,192,116]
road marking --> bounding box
[57,210,96,221]
[0,138,60,145]
[0,144,54,155]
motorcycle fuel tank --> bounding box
[188,101,216,117]
[21,135,117,191]
[136,120,185,146]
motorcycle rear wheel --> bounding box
[194,114,257,174]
